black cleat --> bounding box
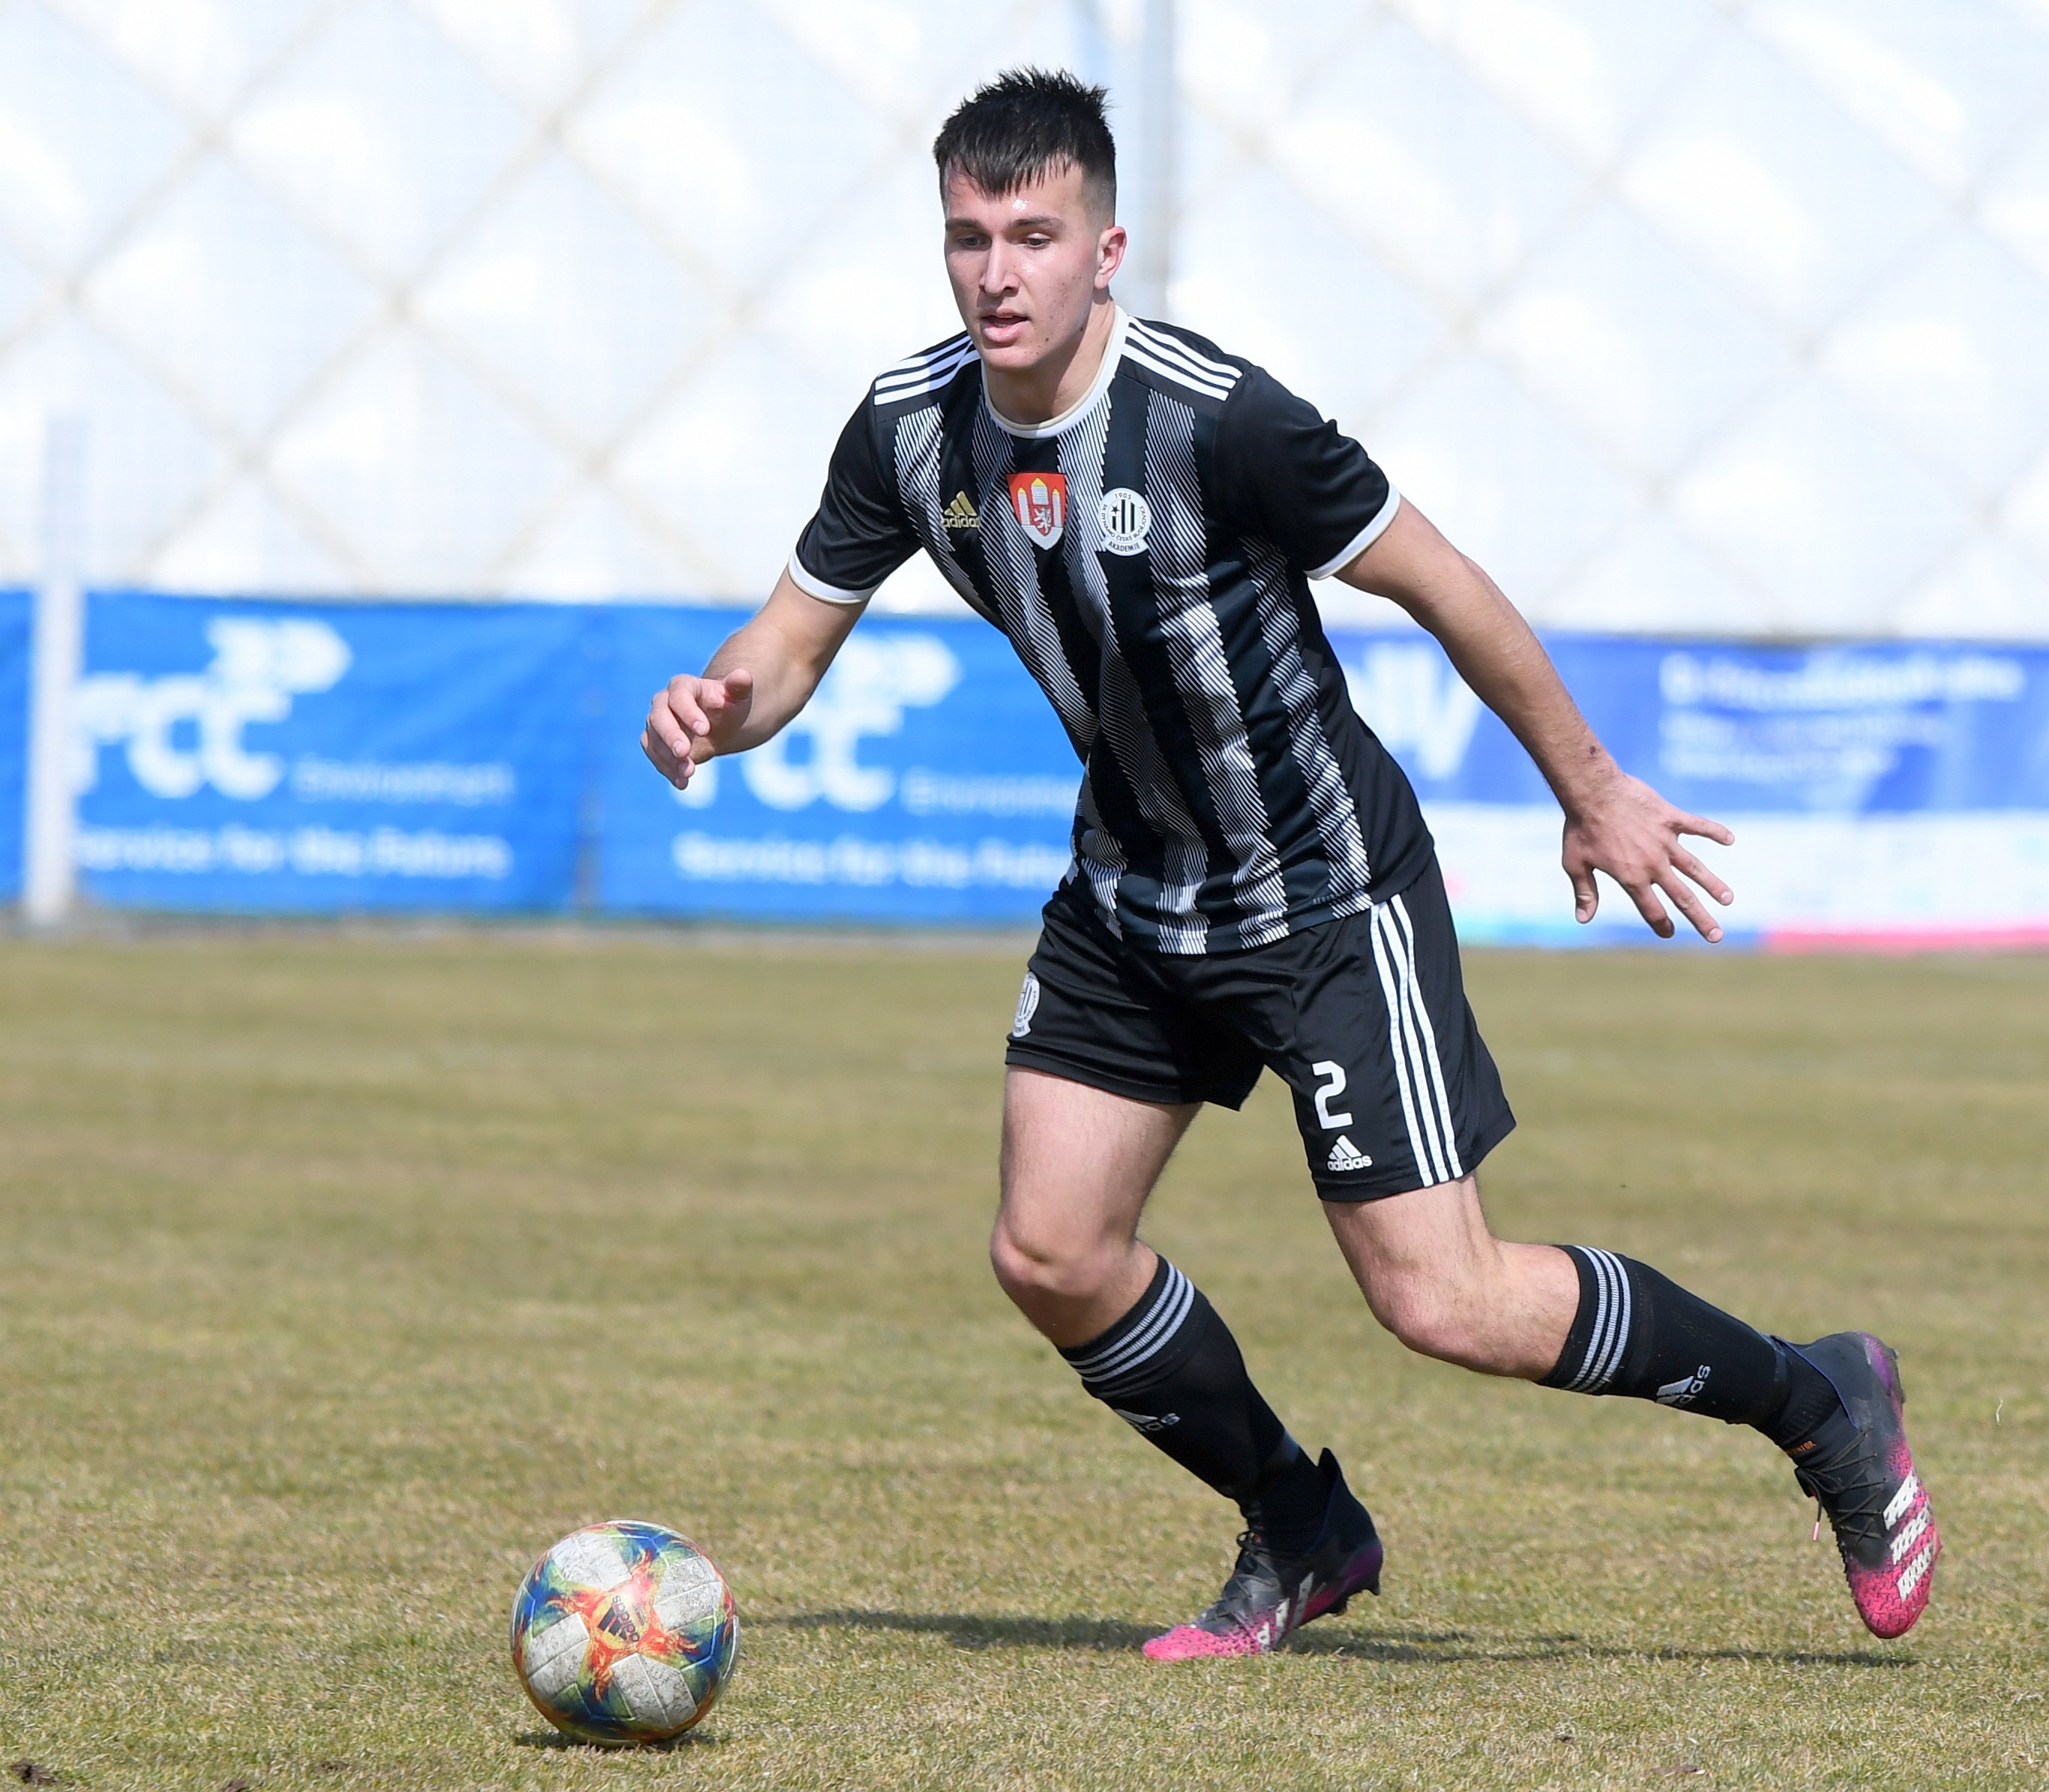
[1143,1450,1382,1659]
[1781,1332,1940,1639]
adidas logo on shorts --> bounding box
[1326,1134,1373,1172]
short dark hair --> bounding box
[933,68,1116,217]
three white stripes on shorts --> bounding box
[1560,1247,1633,1394]
[1065,1263,1194,1398]
[1367,895,1464,1188]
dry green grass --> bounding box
[0,930,2045,1791]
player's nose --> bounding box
[981,243,1021,292]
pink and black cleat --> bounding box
[1783,1332,1940,1640]
[1143,1449,1382,1660]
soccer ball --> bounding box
[510,1519,739,1746]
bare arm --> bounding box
[640,570,863,792]
[1337,501,1734,942]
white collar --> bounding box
[981,307,1130,439]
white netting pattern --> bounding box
[1,0,2046,635]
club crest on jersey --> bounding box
[1098,487,1152,556]
[1008,471,1068,549]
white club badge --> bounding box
[1098,487,1152,556]
[1011,971,1041,1038]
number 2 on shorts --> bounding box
[1311,1060,1354,1130]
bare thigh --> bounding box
[992,1067,1198,1347]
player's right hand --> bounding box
[641,670,754,790]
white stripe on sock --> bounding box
[1565,1248,1614,1392]
[1068,1266,1190,1377]
[1069,1266,1194,1386]
[1582,1248,1632,1392]
[1085,1274,1194,1386]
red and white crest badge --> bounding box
[1007,471,1068,550]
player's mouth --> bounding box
[978,309,1030,347]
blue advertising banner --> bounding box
[598,605,1077,921]
[1331,631,2049,813]
[595,613,2049,938]
[16,589,2048,942]
[72,593,590,911]
[0,589,29,899]
[1324,628,2049,944]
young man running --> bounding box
[642,70,1938,1655]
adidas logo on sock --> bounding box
[1326,1135,1372,1171]
[1655,1363,1712,1407]
[1111,1407,1181,1434]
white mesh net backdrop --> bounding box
[1,0,2047,636]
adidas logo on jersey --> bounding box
[1326,1135,1373,1171]
[942,490,981,531]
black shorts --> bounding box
[1005,859,1514,1200]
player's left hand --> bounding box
[1562,772,1734,942]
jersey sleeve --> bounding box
[789,398,920,604]
[1212,366,1400,580]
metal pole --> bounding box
[1128,0,1176,321]
[23,415,86,926]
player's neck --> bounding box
[981,296,1121,427]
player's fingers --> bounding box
[1568,863,1598,924]
[1656,868,1723,943]
[640,727,685,787]
[697,674,748,725]
[720,667,755,703]
[1670,847,1733,907]
[660,679,710,743]
[1623,877,1675,939]
[1674,809,1736,847]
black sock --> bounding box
[1541,1247,1842,1450]
[1770,1341,1856,1456]
[1059,1257,1332,1553]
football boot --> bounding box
[1781,1332,1940,1640]
[1143,1449,1382,1660]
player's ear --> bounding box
[1096,221,1127,291]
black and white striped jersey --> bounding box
[790,307,1434,954]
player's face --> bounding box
[942,163,1122,372]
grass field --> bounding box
[1,930,2045,1791]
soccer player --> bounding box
[642,70,1938,1656]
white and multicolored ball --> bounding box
[510,1519,739,1746]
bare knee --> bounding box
[1372,1274,1492,1367]
[989,1207,1122,1310]
[1327,1182,1568,1377]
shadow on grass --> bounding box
[765,1609,1910,1669]
[514,1729,723,1752]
